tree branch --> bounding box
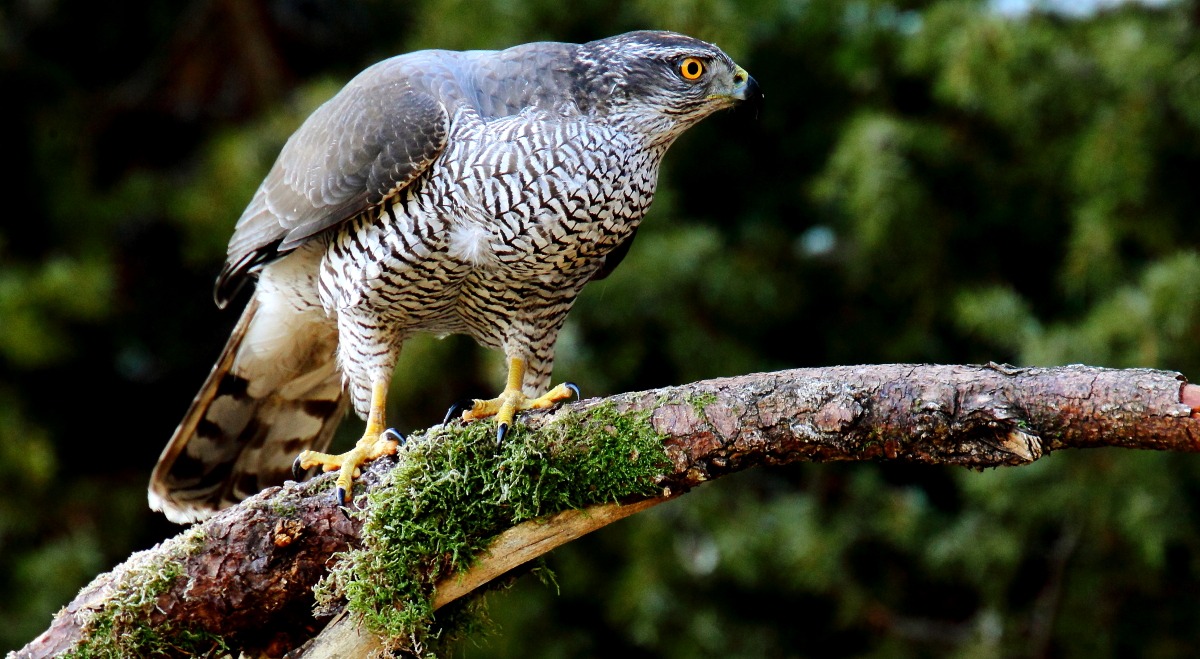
[289,497,673,658]
[14,364,1200,658]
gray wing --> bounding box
[215,59,451,307]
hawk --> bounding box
[149,30,762,523]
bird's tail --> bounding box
[149,293,347,523]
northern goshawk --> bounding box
[149,30,761,523]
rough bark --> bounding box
[14,364,1200,658]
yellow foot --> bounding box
[461,381,580,443]
[292,428,404,506]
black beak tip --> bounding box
[741,75,764,118]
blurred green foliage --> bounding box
[3,0,1200,655]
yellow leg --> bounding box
[461,357,579,442]
[293,378,401,505]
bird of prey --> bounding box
[148,30,762,523]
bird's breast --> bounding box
[320,114,665,334]
[432,116,658,276]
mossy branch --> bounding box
[14,364,1200,659]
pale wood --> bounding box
[294,497,672,657]
[433,496,669,607]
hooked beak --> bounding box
[732,67,761,100]
[731,66,763,116]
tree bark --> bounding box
[13,364,1200,658]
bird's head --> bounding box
[575,31,762,141]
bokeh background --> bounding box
[5,0,1200,655]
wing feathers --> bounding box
[215,64,451,307]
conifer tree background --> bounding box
[3,0,1200,655]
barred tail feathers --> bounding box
[149,293,346,523]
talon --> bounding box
[458,357,582,443]
[443,399,472,426]
[297,378,400,506]
[291,455,304,480]
[382,428,406,446]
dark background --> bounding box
[4,0,1200,655]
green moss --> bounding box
[267,496,300,519]
[64,540,229,658]
[181,526,208,555]
[317,402,669,651]
[686,391,718,417]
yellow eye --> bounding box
[679,57,705,81]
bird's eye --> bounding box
[679,57,705,81]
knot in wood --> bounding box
[813,398,862,433]
[272,519,304,548]
[994,429,1044,463]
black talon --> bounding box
[496,422,509,446]
[334,486,348,508]
[291,456,305,481]
[564,382,581,401]
[382,428,406,446]
[442,398,474,426]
